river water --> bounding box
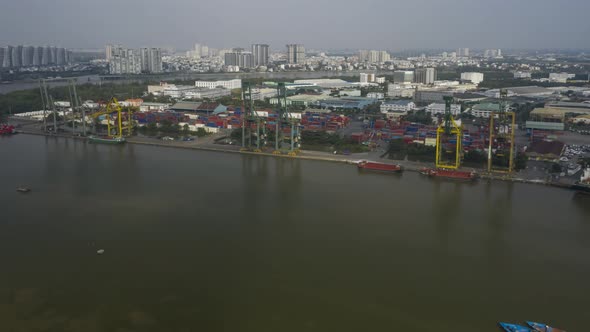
[1,135,589,332]
[0,70,379,95]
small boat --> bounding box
[420,167,477,180]
[526,321,566,332]
[88,135,126,144]
[357,160,402,173]
[16,187,31,193]
[571,167,590,194]
[498,322,534,332]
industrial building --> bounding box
[380,100,416,113]
[387,84,416,98]
[526,108,566,131]
[293,79,352,89]
[185,88,231,100]
[318,97,378,110]
[482,86,555,99]
[526,140,565,161]
[460,72,484,85]
[545,101,590,115]
[195,79,242,90]
[514,71,532,79]
[426,103,461,116]
[470,103,505,118]
[286,44,305,65]
[414,90,453,104]
[269,94,325,108]
[549,72,574,83]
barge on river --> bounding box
[357,161,402,173]
[420,168,478,180]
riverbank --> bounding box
[15,129,574,190]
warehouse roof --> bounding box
[508,86,554,95]
[528,140,565,156]
[170,101,202,111]
[382,100,415,106]
[530,107,566,118]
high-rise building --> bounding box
[109,47,141,74]
[359,50,390,63]
[140,47,163,73]
[224,50,254,68]
[33,46,43,66]
[56,48,66,65]
[368,50,379,63]
[0,44,67,68]
[41,46,51,65]
[360,73,369,84]
[415,68,437,84]
[286,44,305,65]
[484,49,501,58]
[456,48,470,57]
[11,45,23,67]
[50,47,57,64]
[2,46,13,67]
[190,43,210,59]
[359,50,369,62]
[21,46,35,66]
[252,44,269,66]
[393,70,414,83]
[193,43,202,58]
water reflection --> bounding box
[482,180,513,265]
[432,180,462,251]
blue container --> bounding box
[206,122,217,127]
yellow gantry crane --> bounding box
[91,97,124,137]
[435,96,463,169]
[487,89,516,173]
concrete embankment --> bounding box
[16,130,574,190]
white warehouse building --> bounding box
[195,79,242,90]
[460,72,484,85]
[425,103,461,116]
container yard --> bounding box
[357,118,488,152]
[130,107,352,134]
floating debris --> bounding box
[97,249,105,255]
[16,187,31,193]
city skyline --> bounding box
[0,0,589,51]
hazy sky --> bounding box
[1,0,589,51]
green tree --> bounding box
[196,128,207,137]
[147,122,157,131]
[514,152,528,171]
[404,110,433,125]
